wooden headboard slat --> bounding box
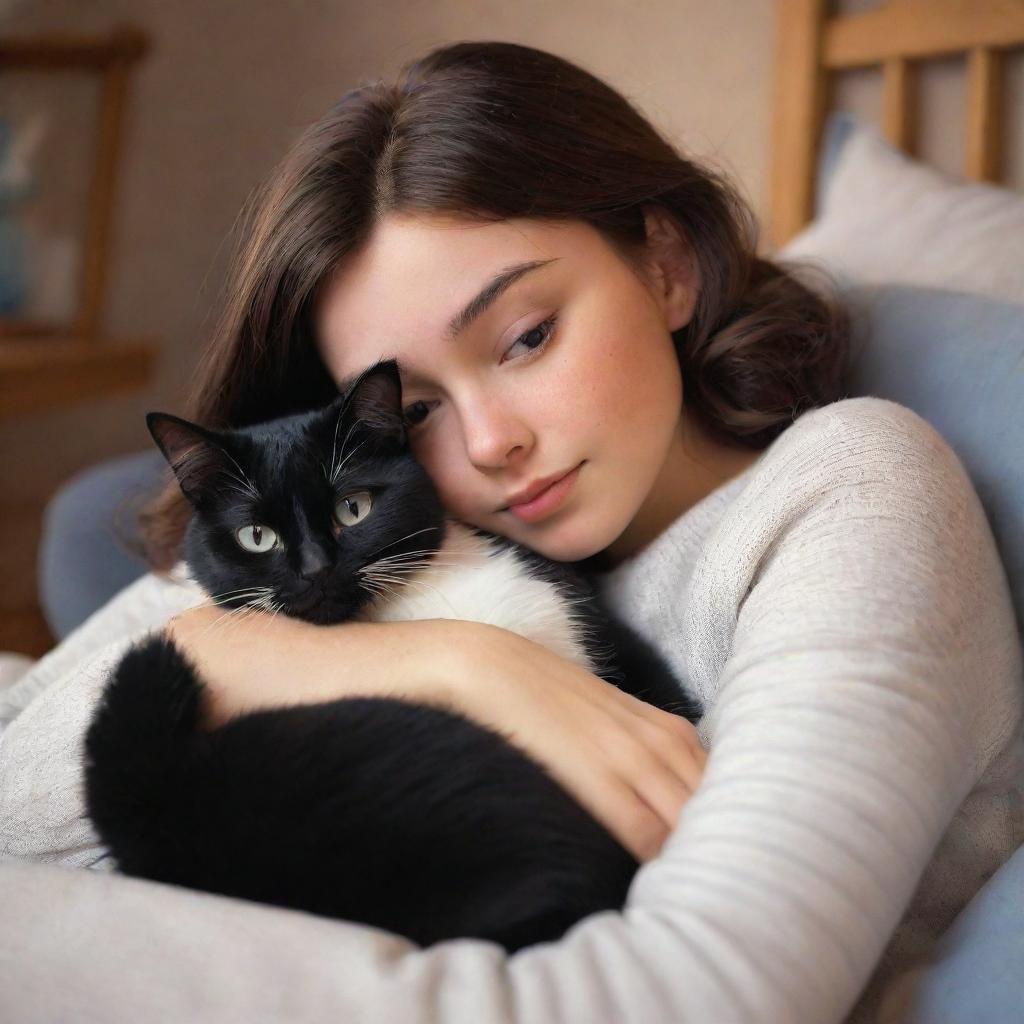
[824,0,1024,68]
[882,58,917,152]
[770,0,828,249]
[965,48,1004,181]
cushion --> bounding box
[39,449,166,639]
[906,844,1024,1023]
[843,283,1024,636]
[779,112,1024,306]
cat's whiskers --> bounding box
[326,419,358,482]
[201,587,276,608]
[188,587,282,640]
[326,411,349,483]
[205,585,275,599]
[360,577,403,602]
[221,482,261,504]
[217,451,261,502]
[331,436,370,485]
[358,579,389,601]
[358,567,462,616]
[192,603,255,641]
[360,558,463,598]
[366,561,462,580]
[363,554,454,575]
[361,528,443,563]
[367,547,458,565]
[378,575,460,612]
[359,548,465,589]
[184,595,269,619]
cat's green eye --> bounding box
[235,524,280,554]
[335,490,373,527]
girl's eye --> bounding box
[235,524,279,553]
[402,401,433,428]
[503,315,557,362]
[335,490,373,527]
[401,315,558,430]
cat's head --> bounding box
[148,360,446,625]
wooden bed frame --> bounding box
[770,0,1024,247]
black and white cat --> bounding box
[83,359,699,953]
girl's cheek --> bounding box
[413,440,471,517]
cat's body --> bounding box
[84,361,698,952]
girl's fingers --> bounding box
[597,681,706,756]
[606,777,671,863]
[626,714,707,794]
[551,748,668,864]
[629,756,691,835]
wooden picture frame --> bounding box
[0,24,155,419]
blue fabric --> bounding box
[843,283,1024,638]
[813,110,859,217]
[38,448,166,639]
[906,845,1024,1023]
[842,283,1024,1019]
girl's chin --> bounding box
[463,495,633,562]
[507,517,626,564]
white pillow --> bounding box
[778,114,1024,306]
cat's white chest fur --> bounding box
[360,523,597,673]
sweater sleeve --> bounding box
[0,568,204,865]
[623,399,1024,1021]
[0,401,1019,1024]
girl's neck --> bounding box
[600,414,763,569]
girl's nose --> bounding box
[459,398,533,470]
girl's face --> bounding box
[315,212,739,563]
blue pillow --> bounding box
[842,284,1024,637]
[906,845,1024,1023]
[814,110,860,216]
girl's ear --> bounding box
[639,205,701,333]
[146,413,237,507]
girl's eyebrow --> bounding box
[445,257,560,341]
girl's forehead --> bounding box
[314,214,608,380]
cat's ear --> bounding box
[146,413,238,507]
[344,359,405,444]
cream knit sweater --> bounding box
[1,396,1021,1024]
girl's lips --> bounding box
[506,463,583,523]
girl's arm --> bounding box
[1,581,705,867]
[164,606,707,863]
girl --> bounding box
[1,41,1021,1024]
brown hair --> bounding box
[139,40,850,571]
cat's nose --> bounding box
[298,544,330,580]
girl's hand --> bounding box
[445,622,707,864]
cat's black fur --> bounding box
[83,360,699,953]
